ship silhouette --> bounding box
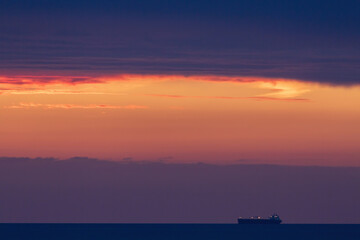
[238,214,282,224]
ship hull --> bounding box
[237,219,282,224]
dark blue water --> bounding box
[1,224,359,240]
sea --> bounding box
[1,224,359,240]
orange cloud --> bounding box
[0,74,311,102]
[0,75,100,85]
[0,74,298,86]
[257,81,311,99]
[0,89,112,95]
[5,103,148,110]
[145,94,309,102]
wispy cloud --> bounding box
[0,89,111,95]
[5,103,148,110]
[142,79,311,101]
[0,74,312,101]
[0,74,298,86]
[257,82,311,99]
[0,75,100,85]
[145,94,309,102]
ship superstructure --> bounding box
[237,214,282,224]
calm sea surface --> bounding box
[1,224,359,240]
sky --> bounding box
[1,157,359,223]
[1,0,360,166]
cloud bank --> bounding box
[0,0,359,85]
[0,157,359,223]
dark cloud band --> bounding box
[0,0,359,85]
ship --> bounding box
[237,214,282,224]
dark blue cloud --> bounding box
[0,0,359,84]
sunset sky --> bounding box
[1,74,360,166]
[1,0,360,225]
[1,0,360,166]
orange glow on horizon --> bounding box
[1,73,360,166]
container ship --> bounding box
[237,214,282,224]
